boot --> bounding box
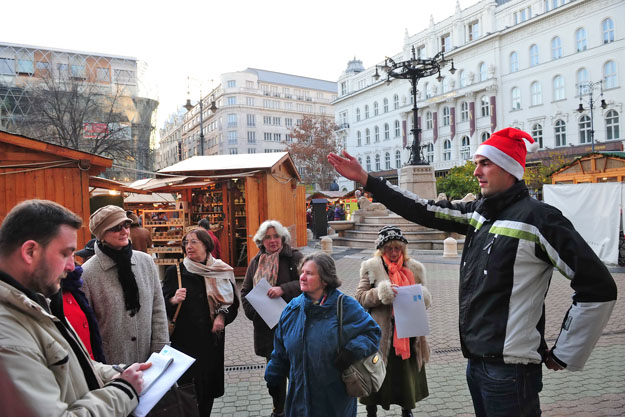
[401,409,414,417]
[366,404,377,417]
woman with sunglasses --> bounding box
[82,205,169,366]
[162,227,239,417]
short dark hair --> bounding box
[198,218,211,230]
[0,199,82,254]
[301,252,341,289]
[182,228,215,257]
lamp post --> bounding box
[576,80,607,153]
[183,77,217,156]
[373,46,455,165]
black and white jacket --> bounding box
[366,176,617,370]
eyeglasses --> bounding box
[263,234,280,240]
[182,239,202,247]
[107,222,131,233]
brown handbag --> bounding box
[168,264,183,336]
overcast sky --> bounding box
[1,0,478,136]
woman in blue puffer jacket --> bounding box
[265,252,381,417]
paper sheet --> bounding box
[132,345,196,417]
[244,278,287,329]
[140,352,174,394]
[393,284,430,338]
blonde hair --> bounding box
[375,240,410,260]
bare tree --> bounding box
[286,115,339,189]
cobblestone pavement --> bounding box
[211,247,625,416]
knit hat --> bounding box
[474,127,539,180]
[89,205,131,240]
[375,225,408,249]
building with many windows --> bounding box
[155,68,336,169]
[333,0,623,190]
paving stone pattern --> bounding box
[209,247,625,416]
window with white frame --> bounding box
[248,148,256,154]
[70,64,85,79]
[273,133,281,142]
[229,148,238,155]
[263,116,272,125]
[366,156,371,171]
[442,107,450,126]
[555,119,567,146]
[417,45,426,59]
[603,18,615,44]
[385,152,391,169]
[228,131,237,144]
[365,128,371,144]
[340,81,347,96]
[576,28,587,52]
[579,115,592,143]
[425,82,432,98]
[426,143,434,162]
[510,52,519,73]
[481,131,490,142]
[273,117,281,125]
[459,70,466,88]
[553,75,565,101]
[227,114,237,127]
[395,150,402,168]
[365,105,370,119]
[384,123,390,140]
[551,37,562,60]
[357,131,362,146]
[480,96,490,117]
[383,98,389,113]
[467,20,479,42]
[374,126,380,142]
[227,80,236,88]
[441,33,451,52]
[356,108,361,121]
[461,136,471,160]
[246,97,255,106]
[246,80,255,89]
[394,94,399,110]
[247,131,256,143]
[479,63,487,82]
[426,111,433,129]
[373,101,379,116]
[511,87,521,110]
[247,114,255,127]
[443,140,452,161]
[285,118,293,127]
[606,110,620,140]
[264,132,272,141]
[531,124,543,148]
[395,120,401,137]
[0,58,15,75]
[604,61,617,88]
[530,44,539,67]
[531,81,542,106]
[461,101,469,121]
[375,154,381,171]
[442,77,450,93]
[577,68,589,94]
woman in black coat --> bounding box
[241,220,302,417]
[163,228,239,417]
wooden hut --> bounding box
[137,152,306,275]
[551,152,625,184]
[0,130,112,249]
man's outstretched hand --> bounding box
[327,150,369,185]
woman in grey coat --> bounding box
[82,205,169,365]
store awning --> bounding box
[89,176,151,194]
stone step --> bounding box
[344,229,450,241]
[361,215,417,225]
[354,223,432,232]
[331,236,465,251]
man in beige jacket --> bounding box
[0,200,149,416]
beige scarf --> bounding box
[253,250,281,286]
[183,255,235,318]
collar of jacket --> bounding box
[93,242,138,271]
[0,274,57,321]
[299,287,341,312]
[478,180,529,219]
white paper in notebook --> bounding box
[244,278,287,329]
[140,352,174,394]
[393,284,430,338]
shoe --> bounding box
[366,404,377,417]
[401,410,414,417]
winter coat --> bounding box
[265,289,381,417]
[82,244,170,365]
[356,256,431,366]
[162,263,239,398]
[241,244,303,357]
[367,176,617,369]
[129,225,152,253]
[0,273,138,417]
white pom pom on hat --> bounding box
[474,127,538,180]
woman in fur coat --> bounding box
[355,225,432,417]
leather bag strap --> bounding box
[336,294,344,352]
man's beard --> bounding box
[29,259,66,298]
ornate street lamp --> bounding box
[576,80,607,153]
[374,46,455,165]
[183,77,217,156]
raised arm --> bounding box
[328,150,368,185]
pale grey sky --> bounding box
[1,0,478,135]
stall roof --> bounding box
[124,193,176,204]
[89,176,150,194]
[306,190,354,200]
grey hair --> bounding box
[253,220,291,249]
[301,252,341,290]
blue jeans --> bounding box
[466,359,543,417]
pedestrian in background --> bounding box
[198,217,222,259]
[127,212,152,253]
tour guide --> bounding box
[328,127,617,417]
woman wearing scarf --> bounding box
[82,205,169,365]
[241,220,302,417]
[162,227,239,417]
[355,226,432,417]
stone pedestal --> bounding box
[399,165,437,200]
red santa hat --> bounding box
[474,127,539,180]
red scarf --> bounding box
[383,253,415,360]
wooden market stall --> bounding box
[0,129,112,251]
[551,152,625,184]
[136,152,306,275]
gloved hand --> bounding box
[333,349,355,371]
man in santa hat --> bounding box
[328,127,617,417]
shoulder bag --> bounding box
[168,264,183,336]
[337,294,386,398]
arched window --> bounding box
[604,61,617,89]
[531,124,543,148]
[575,28,587,52]
[394,94,399,109]
[356,108,361,121]
[577,68,589,94]
[555,120,566,146]
[375,154,381,171]
[553,75,565,101]
[531,81,542,106]
[481,132,490,143]
[459,70,466,88]
[384,123,390,140]
[373,101,379,116]
[365,105,370,119]
[385,152,391,169]
[461,136,471,160]
[530,44,539,66]
[442,106,450,126]
[603,18,615,44]
[606,110,620,140]
[394,120,401,137]
[480,96,490,117]
[510,52,519,73]
[357,131,362,146]
[460,101,469,121]
[366,156,371,171]
[365,128,371,144]
[426,143,434,163]
[426,111,433,129]
[395,150,402,168]
[579,115,592,143]
[374,126,380,142]
[383,98,389,113]
[551,36,562,60]
[511,87,521,110]
[479,63,487,81]
[443,140,452,161]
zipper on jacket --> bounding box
[482,234,498,276]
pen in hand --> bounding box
[112,364,132,373]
